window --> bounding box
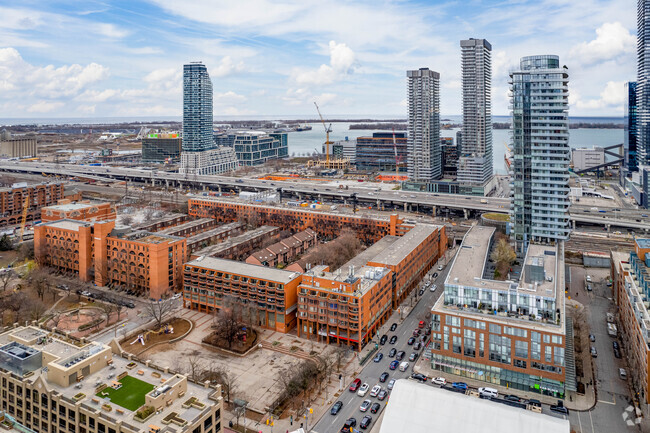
[489,324,501,334]
[545,346,552,363]
[515,340,528,358]
[554,347,565,366]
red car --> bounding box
[349,378,362,392]
[418,321,425,329]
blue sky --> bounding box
[0,0,636,118]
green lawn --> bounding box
[96,375,155,411]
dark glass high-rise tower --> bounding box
[625,81,638,174]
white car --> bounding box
[387,379,396,390]
[429,284,437,292]
[171,293,182,300]
[431,377,446,386]
[357,383,370,397]
[370,385,382,398]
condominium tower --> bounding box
[624,81,638,175]
[183,62,213,152]
[509,55,570,254]
[458,38,493,188]
[638,0,650,166]
[407,68,442,182]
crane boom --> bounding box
[19,195,29,242]
[314,102,332,164]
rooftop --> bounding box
[186,222,242,245]
[186,256,301,284]
[43,201,103,212]
[370,224,439,266]
[41,218,92,231]
[193,225,278,257]
[379,380,569,433]
[158,218,214,235]
[115,230,183,245]
[636,238,650,249]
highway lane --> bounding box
[312,256,453,433]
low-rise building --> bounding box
[0,130,37,158]
[430,225,567,398]
[183,257,302,332]
[245,229,317,267]
[0,182,65,227]
[190,226,280,260]
[612,240,650,404]
[572,147,605,172]
[0,326,222,433]
[41,200,116,223]
[141,132,182,163]
[179,147,238,176]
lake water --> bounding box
[286,122,623,174]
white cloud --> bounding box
[215,91,247,104]
[291,41,356,86]
[75,89,118,103]
[211,56,245,78]
[570,22,635,65]
[96,23,130,39]
[26,101,64,113]
[571,80,626,110]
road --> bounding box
[312,254,453,433]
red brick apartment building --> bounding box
[0,182,65,227]
[246,228,317,267]
[41,199,116,222]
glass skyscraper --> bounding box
[638,1,650,167]
[406,68,441,182]
[625,81,638,174]
[183,62,214,152]
[509,55,570,254]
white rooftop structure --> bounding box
[379,380,569,433]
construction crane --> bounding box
[18,195,29,242]
[314,102,332,165]
[392,128,402,180]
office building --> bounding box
[407,68,442,182]
[571,147,605,172]
[458,39,493,188]
[441,137,458,176]
[141,132,181,163]
[430,226,568,398]
[638,1,650,166]
[179,147,238,176]
[231,131,288,166]
[355,132,407,172]
[0,326,222,433]
[625,82,639,174]
[509,55,570,254]
[0,182,65,228]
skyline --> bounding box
[0,0,636,118]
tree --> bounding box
[101,302,115,326]
[143,207,156,221]
[30,269,51,301]
[29,300,46,322]
[114,303,126,322]
[213,306,241,349]
[120,215,134,226]
[0,270,15,291]
[490,236,516,280]
[0,234,13,251]
[186,351,204,383]
[143,299,174,328]
[202,364,237,402]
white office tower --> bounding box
[458,39,493,190]
[407,68,442,182]
[510,56,570,254]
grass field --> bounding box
[96,375,155,411]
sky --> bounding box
[0,0,637,119]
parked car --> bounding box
[340,418,356,432]
[590,346,597,357]
[413,342,422,351]
[613,341,620,350]
[357,383,370,397]
[452,382,468,391]
[411,373,427,382]
[614,348,622,359]
[373,353,383,363]
[589,334,596,342]
[349,378,361,392]
[430,284,437,292]
[331,401,343,415]
[409,352,419,362]
[388,348,397,357]
[389,360,399,370]
[390,323,397,332]
[418,289,425,296]
[418,321,426,328]
[171,293,181,300]
[360,415,372,429]
[431,377,446,386]
[503,394,521,402]
[396,351,406,361]
[389,335,398,344]
[478,387,498,399]
[407,337,416,345]
[412,329,421,337]
[550,404,569,415]
[432,272,438,278]
[370,402,381,414]
[387,379,396,390]
[379,334,388,345]
[620,368,627,379]
[379,372,389,383]
[370,385,382,398]
[399,362,409,371]
[377,389,388,400]
[359,399,372,412]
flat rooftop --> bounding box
[186,256,301,284]
[117,230,183,244]
[370,224,439,266]
[41,219,92,231]
[43,201,103,212]
[379,380,569,433]
[339,236,399,272]
[186,222,242,244]
[636,238,650,249]
[193,225,278,257]
[158,218,214,235]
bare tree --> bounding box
[50,313,63,329]
[120,215,134,226]
[213,306,241,349]
[0,270,15,291]
[101,302,115,326]
[114,303,126,322]
[30,269,50,301]
[186,351,204,383]
[30,300,46,322]
[201,364,237,402]
[143,299,174,328]
[143,207,156,221]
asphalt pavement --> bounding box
[312,255,452,433]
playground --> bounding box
[120,318,191,354]
[47,307,111,337]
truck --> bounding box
[480,199,488,204]
[607,323,617,337]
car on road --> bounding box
[613,341,620,350]
[359,399,372,412]
[373,353,383,363]
[377,389,388,401]
[452,382,468,391]
[357,383,370,397]
[379,372,389,383]
[550,404,569,415]
[409,352,419,362]
[411,373,427,382]
[390,323,397,331]
[389,360,399,370]
[370,385,382,398]
[430,284,437,292]
[614,348,622,359]
[418,289,425,296]
[590,346,597,357]
[389,335,398,344]
[340,418,356,432]
[396,351,406,361]
[331,401,343,415]
[388,348,397,357]
[171,293,181,300]
[387,379,396,390]
[620,368,627,379]
[418,320,426,328]
[349,378,361,392]
[589,334,596,342]
[432,272,438,278]
[413,328,421,337]
[379,334,388,345]
[527,399,542,408]
[360,415,372,429]
[407,337,416,345]
[431,377,446,386]
[503,394,521,403]
[370,402,381,414]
